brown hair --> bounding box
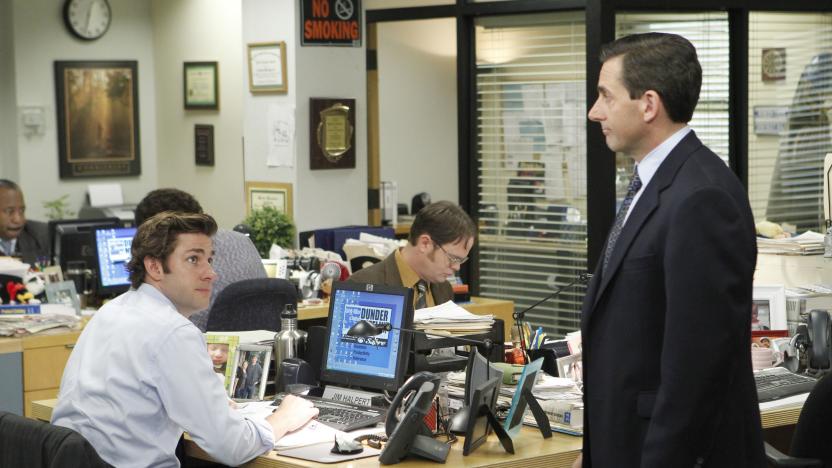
[600,33,701,123]
[408,200,476,246]
[126,212,217,288]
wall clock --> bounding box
[63,0,111,41]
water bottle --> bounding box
[273,304,307,367]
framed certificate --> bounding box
[184,61,219,110]
[245,181,293,217]
[247,42,288,93]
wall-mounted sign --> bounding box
[761,48,786,82]
[753,106,788,136]
[301,0,361,47]
[310,97,355,170]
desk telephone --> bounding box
[791,309,832,375]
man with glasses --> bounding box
[349,200,476,309]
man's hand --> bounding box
[267,395,319,441]
[572,452,582,468]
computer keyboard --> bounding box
[273,393,386,432]
[754,367,817,402]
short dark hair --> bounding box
[408,200,476,246]
[599,33,702,123]
[135,188,203,226]
[0,179,21,192]
[127,212,217,288]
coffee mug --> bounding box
[751,345,777,370]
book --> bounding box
[0,303,41,315]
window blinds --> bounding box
[475,11,587,337]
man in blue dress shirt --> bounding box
[53,212,318,467]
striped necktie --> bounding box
[415,280,428,310]
[602,166,643,274]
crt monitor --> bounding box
[320,281,414,393]
[94,226,136,295]
[49,218,122,272]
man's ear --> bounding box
[416,234,432,253]
[641,90,661,123]
[143,256,164,282]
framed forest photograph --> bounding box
[54,60,141,179]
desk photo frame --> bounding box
[205,334,239,397]
[230,344,272,400]
[503,357,551,439]
[752,285,787,332]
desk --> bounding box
[299,297,515,341]
[0,329,82,417]
[31,398,802,468]
[32,398,580,467]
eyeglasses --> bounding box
[432,241,468,265]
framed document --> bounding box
[184,61,219,110]
[309,97,356,170]
[245,181,293,217]
[247,42,288,93]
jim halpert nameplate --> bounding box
[310,98,355,170]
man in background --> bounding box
[0,179,49,264]
[53,212,317,467]
[244,354,263,399]
[134,188,266,331]
[576,33,763,467]
[349,200,476,310]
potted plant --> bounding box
[42,194,76,220]
[243,206,295,257]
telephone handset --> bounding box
[807,309,832,371]
[379,371,449,465]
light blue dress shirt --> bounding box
[624,126,693,224]
[52,283,275,467]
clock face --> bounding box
[64,0,111,40]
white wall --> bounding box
[12,0,158,221]
[241,0,296,202]
[151,0,245,229]
[378,19,458,207]
[0,0,17,179]
[292,8,368,234]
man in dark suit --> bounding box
[349,200,476,309]
[576,33,764,468]
[0,179,49,265]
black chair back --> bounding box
[790,373,832,465]
[350,256,382,273]
[0,411,112,467]
[206,278,297,332]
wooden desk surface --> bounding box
[299,296,515,341]
[0,328,83,355]
[32,397,802,468]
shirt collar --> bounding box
[0,238,16,255]
[138,283,178,311]
[394,248,421,288]
[635,126,692,188]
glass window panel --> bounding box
[476,11,587,337]
[748,12,832,233]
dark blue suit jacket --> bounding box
[580,132,765,467]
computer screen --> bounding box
[49,218,122,272]
[321,281,414,393]
[94,226,136,294]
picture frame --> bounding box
[194,124,214,166]
[43,266,64,284]
[54,60,141,179]
[45,280,81,315]
[245,181,293,218]
[247,42,288,94]
[205,334,240,396]
[184,61,219,110]
[230,344,272,400]
[752,285,787,332]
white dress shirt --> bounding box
[52,283,275,467]
[624,126,693,224]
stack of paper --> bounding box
[757,231,825,255]
[413,301,494,337]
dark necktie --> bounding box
[415,280,428,310]
[603,167,643,274]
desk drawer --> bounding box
[23,338,76,392]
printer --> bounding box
[77,183,137,227]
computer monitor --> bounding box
[320,281,414,393]
[94,226,137,295]
[49,218,122,272]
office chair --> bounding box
[765,373,832,467]
[350,255,382,273]
[206,278,297,332]
[0,411,112,467]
